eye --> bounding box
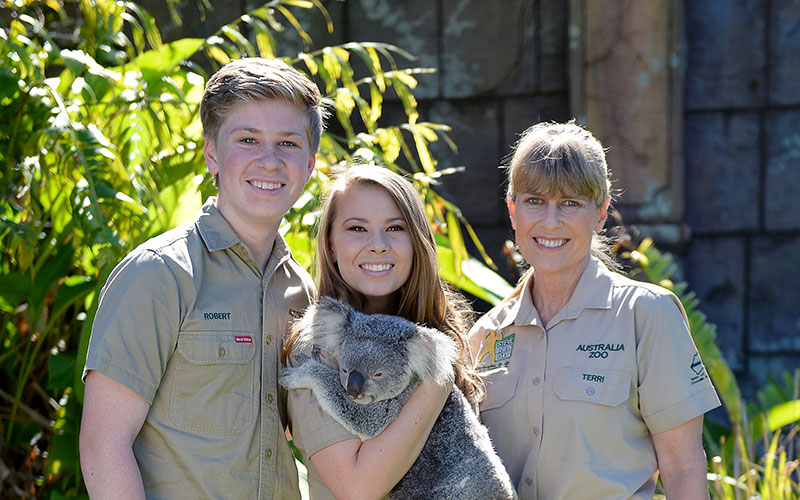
[523,195,543,206]
[373,372,383,377]
[346,225,367,232]
[279,140,299,147]
[563,199,580,207]
[387,224,405,232]
[341,368,348,374]
[239,137,256,144]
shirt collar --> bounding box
[197,197,242,252]
[497,256,614,330]
[196,197,293,268]
[551,256,614,324]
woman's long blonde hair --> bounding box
[283,164,484,402]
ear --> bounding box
[406,327,457,385]
[294,296,349,354]
[305,154,316,182]
[506,195,516,230]
[595,198,610,232]
[203,137,219,176]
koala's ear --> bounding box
[295,296,350,354]
[406,327,457,386]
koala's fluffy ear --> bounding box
[406,327,457,386]
[295,296,350,354]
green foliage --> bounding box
[0,0,509,496]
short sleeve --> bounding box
[83,249,181,403]
[635,289,721,434]
[286,349,358,458]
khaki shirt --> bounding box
[84,198,313,500]
[469,257,720,500]
[286,348,366,500]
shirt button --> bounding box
[265,449,272,458]
[218,347,226,357]
[266,335,272,345]
[532,377,541,385]
[525,477,533,486]
[266,394,274,404]
[532,426,540,436]
[586,386,596,396]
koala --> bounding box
[280,296,516,500]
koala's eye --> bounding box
[374,372,383,378]
[342,368,348,374]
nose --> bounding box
[367,231,389,254]
[541,201,562,227]
[256,144,282,169]
[347,371,365,399]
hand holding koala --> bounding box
[280,297,516,500]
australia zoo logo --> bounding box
[575,343,625,359]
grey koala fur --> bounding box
[280,296,516,500]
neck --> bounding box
[530,257,589,326]
[215,202,279,272]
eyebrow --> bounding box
[230,126,306,138]
[341,216,406,224]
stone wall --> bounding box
[150,0,800,396]
[684,0,800,393]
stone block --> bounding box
[685,1,765,110]
[502,95,569,159]
[539,0,567,93]
[770,0,800,105]
[743,354,800,399]
[685,112,760,233]
[765,110,800,231]
[441,0,536,98]
[582,0,682,221]
[348,0,439,99]
[427,100,505,226]
[687,237,746,371]
[748,236,800,353]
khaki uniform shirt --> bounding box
[469,257,720,500]
[286,348,370,500]
[84,198,313,500]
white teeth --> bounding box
[362,263,392,272]
[251,180,283,190]
[536,238,567,248]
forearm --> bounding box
[80,439,146,500]
[313,380,451,500]
[653,416,710,500]
[659,451,709,500]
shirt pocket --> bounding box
[479,370,518,412]
[169,331,256,435]
[551,367,632,464]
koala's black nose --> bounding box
[347,371,365,399]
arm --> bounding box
[309,380,450,500]
[80,370,151,500]
[652,415,710,500]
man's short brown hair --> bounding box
[201,58,327,153]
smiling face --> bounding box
[329,184,414,315]
[508,189,609,281]
[203,98,315,236]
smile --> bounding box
[535,237,568,248]
[249,180,284,190]
[361,263,393,272]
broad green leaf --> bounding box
[53,275,97,315]
[0,272,30,312]
[126,38,204,83]
[767,399,800,431]
[48,353,76,392]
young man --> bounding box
[80,58,326,499]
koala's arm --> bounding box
[309,380,452,500]
[280,360,406,439]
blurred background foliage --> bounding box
[0,0,796,498]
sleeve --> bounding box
[635,288,721,434]
[83,249,181,403]
[286,348,359,458]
